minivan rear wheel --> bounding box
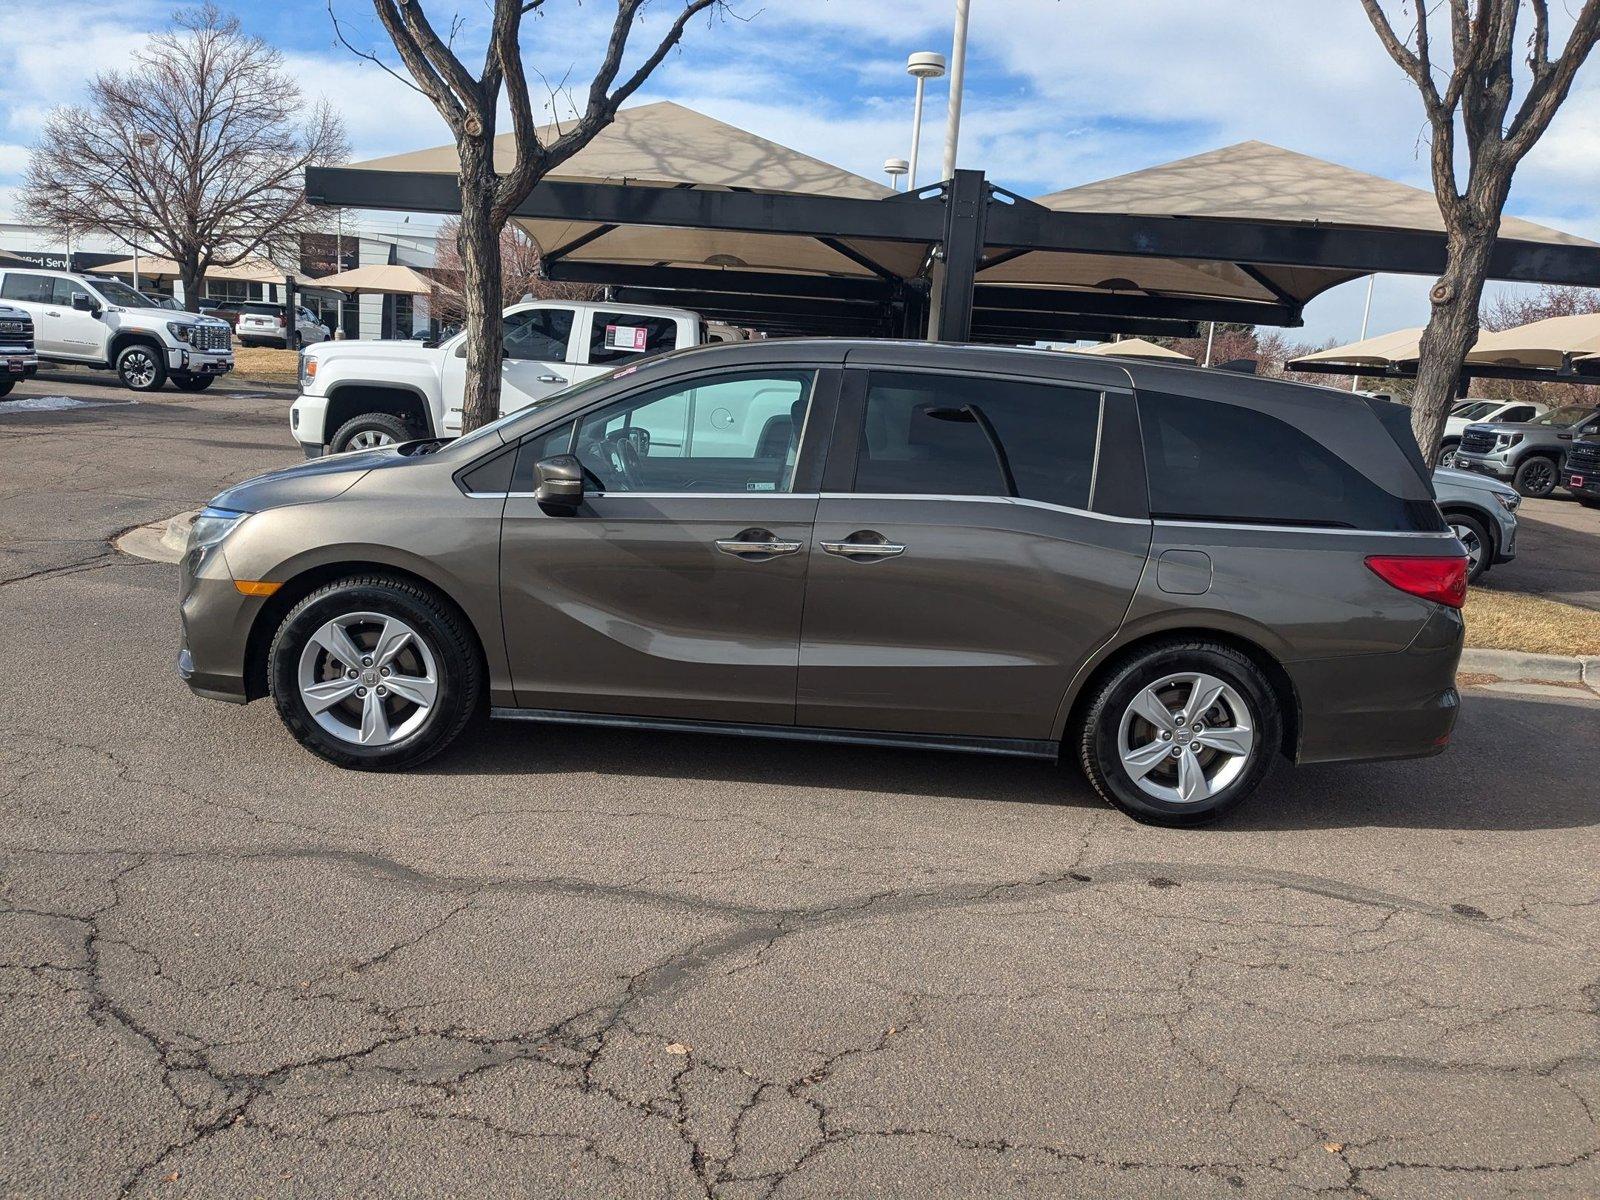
[1076,641,1281,825]
[268,576,482,770]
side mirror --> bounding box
[534,454,585,510]
[71,293,96,314]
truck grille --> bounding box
[0,317,32,350]
[1459,428,1497,455]
[1567,441,1600,471]
[193,324,231,353]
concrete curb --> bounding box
[114,510,197,564]
[1460,647,1600,695]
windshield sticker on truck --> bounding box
[604,324,649,353]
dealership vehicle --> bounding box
[289,299,700,455]
[0,304,38,396]
[182,340,1466,825]
[1440,398,1547,464]
[0,268,232,392]
[1562,436,1600,508]
[1452,403,1600,497]
[1432,467,1520,582]
[236,302,330,350]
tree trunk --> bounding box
[180,263,203,313]
[456,136,505,436]
[1410,229,1497,466]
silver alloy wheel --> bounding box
[296,611,438,746]
[346,428,398,451]
[1116,672,1255,805]
[121,349,157,388]
[1450,519,1484,576]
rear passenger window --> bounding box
[504,307,574,362]
[0,273,55,304]
[854,371,1101,508]
[1139,391,1416,530]
[588,312,678,366]
[1500,405,1536,423]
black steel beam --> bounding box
[608,286,889,322]
[935,171,988,341]
[983,199,1600,288]
[306,167,946,243]
[543,261,893,302]
[974,285,1301,326]
[974,312,1199,338]
[1290,359,1600,384]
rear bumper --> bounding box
[1287,605,1464,765]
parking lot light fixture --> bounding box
[884,157,910,191]
[906,51,946,190]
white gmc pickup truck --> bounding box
[290,299,702,455]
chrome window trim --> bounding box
[819,492,1149,526]
[1155,518,1459,539]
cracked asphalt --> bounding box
[3,371,1599,1198]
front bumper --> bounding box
[1452,449,1514,480]
[2,349,38,379]
[290,393,328,451]
[1564,469,1600,500]
[168,347,234,376]
[1288,604,1464,765]
[178,539,260,704]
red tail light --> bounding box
[276,312,286,327]
[1365,555,1468,608]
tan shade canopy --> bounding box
[991,142,1595,308]
[1290,326,1425,369]
[1466,313,1600,369]
[314,263,436,296]
[97,255,316,285]
[1074,337,1194,362]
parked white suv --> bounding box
[0,268,233,392]
[291,299,702,455]
[236,302,330,350]
[0,304,39,397]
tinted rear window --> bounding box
[1138,391,1436,531]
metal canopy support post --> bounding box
[933,170,987,341]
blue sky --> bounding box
[6,0,1600,344]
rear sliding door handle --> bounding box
[821,531,906,559]
[717,528,802,558]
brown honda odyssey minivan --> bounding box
[179,340,1466,824]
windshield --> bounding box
[89,278,163,309]
[1452,401,1493,418]
[1533,405,1597,427]
[449,372,622,453]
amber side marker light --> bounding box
[1364,555,1469,609]
[234,580,282,597]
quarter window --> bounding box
[1139,391,1416,530]
[574,370,815,493]
[854,370,1102,508]
[0,273,55,304]
[588,311,679,366]
[504,307,575,362]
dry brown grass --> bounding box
[1465,587,1600,656]
[232,345,299,382]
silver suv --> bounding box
[178,341,1467,825]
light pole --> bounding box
[1351,274,1376,392]
[883,157,909,191]
[941,0,972,180]
[905,51,945,190]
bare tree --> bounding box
[24,4,348,311]
[350,0,722,433]
[1360,0,1600,464]
[427,217,597,329]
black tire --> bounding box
[1438,440,1460,468]
[171,374,215,392]
[290,332,304,351]
[1075,640,1282,826]
[329,411,413,454]
[0,378,14,398]
[1446,511,1492,583]
[1580,498,1600,509]
[268,575,483,771]
[1512,455,1559,498]
[115,342,168,392]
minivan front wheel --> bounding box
[268,576,482,770]
[1077,641,1281,825]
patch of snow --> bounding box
[0,395,135,413]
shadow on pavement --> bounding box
[418,689,1598,834]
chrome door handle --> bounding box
[537,374,566,383]
[717,538,802,557]
[821,540,906,558]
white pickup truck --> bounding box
[290,299,702,455]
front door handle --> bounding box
[537,373,566,384]
[716,528,802,558]
[821,530,906,559]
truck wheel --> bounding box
[0,379,14,398]
[116,343,168,392]
[290,332,304,350]
[330,412,412,453]
[1512,456,1558,498]
[1438,439,1460,468]
[171,374,215,393]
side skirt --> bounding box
[489,707,1060,761]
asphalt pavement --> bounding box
[3,370,1599,1198]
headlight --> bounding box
[1495,432,1522,449]
[167,321,195,343]
[187,506,247,554]
[299,353,316,387]
[1493,490,1521,512]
